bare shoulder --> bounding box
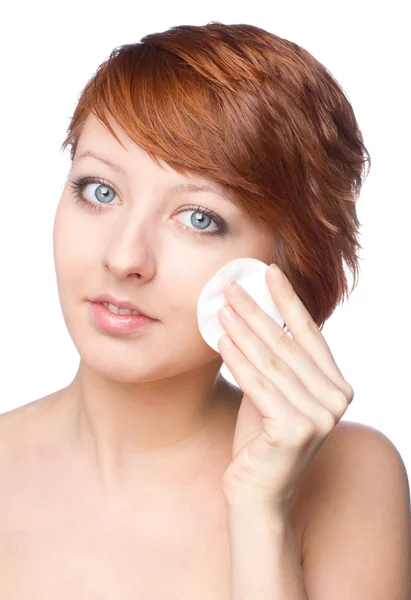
[0,389,68,471]
[296,419,411,598]
[299,419,409,516]
[0,389,61,430]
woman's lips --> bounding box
[90,302,157,334]
[89,293,154,317]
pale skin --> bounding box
[0,111,410,598]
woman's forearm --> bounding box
[227,505,309,600]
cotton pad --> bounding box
[197,258,286,353]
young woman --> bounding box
[0,21,409,599]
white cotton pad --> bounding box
[197,258,286,353]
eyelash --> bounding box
[66,176,229,238]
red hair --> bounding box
[60,22,371,330]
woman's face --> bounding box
[53,112,276,383]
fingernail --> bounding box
[268,264,284,281]
[227,280,246,298]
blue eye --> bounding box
[173,206,226,237]
[67,176,230,238]
[67,177,119,210]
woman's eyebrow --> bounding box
[73,150,234,203]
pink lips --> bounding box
[90,302,157,334]
[89,293,154,318]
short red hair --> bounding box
[60,22,371,329]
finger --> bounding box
[265,266,352,393]
[235,266,353,400]
[218,334,331,452]
[218,333,305,427]
[218,306,343,429]
[222,283,352,413]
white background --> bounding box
[1,1,410,477]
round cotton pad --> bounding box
[197,258,285,353]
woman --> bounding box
[0,21,409,599]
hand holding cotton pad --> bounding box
[197,258,286,353]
